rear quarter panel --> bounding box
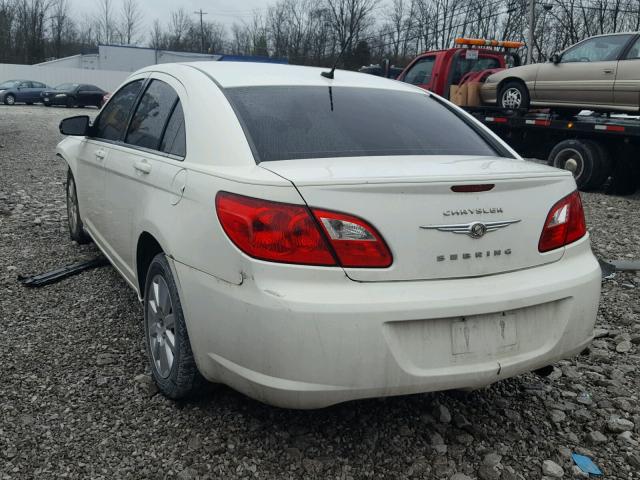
[127,64,306,288]
[56,137,83,175]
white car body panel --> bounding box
[56,61,601,408]
[262,156,573,281]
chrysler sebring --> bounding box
[56,62,601,408]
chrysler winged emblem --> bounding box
[420,220,521,239]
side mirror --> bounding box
[550,53,561,64]
[60,115,90,136]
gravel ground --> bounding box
[1,105,639,480]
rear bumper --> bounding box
[174,237,600,409]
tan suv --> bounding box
[481,33,640,113]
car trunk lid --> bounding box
[261,155,575,282]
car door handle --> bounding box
[603,69,614,74]
[95,149,106,160]
[134,160,152,174]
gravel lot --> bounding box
[1,105,639,480]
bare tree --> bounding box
[96,0,116,44]
[202,20,226,53]
[49,0,69,57]
[120,0,142,45]
[325,0,379,51]
[168,8,190,50]
[149,18,166,49]
[0,0,17,63]
[230,22,252,55]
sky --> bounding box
[69,0,269,41]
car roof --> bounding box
[141,61,424,93]
[586,32,638,39]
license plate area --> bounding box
[451,311,517,355]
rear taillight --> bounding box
[215,192,392,268]
[312,209,392,268]
[215,192,335,266]
[538,191,587,253]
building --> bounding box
[36,44,287,72]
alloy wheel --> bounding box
[6,95,15,105]
[147,274,176,379]
[501,88,522,109]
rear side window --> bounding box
[625,37,640,59]
[160,100,186,158]
[126,80,178,150]
[93,80,143,141]
[226,86,499,162]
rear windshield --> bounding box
[225,86,498,162]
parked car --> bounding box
[481,32,640,112]
[42,83,106,108]
[0,79,49,105]
[358,64,404,79]
[56,62,601,409]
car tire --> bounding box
[26,101,33,105]
[144,253,205,399]
[66,96,76,108]
[4,94,15,105]
[44,103,51,107]
[548,139,600,190]
[66,169,92,244]
[498,81,530,110]
[585,141,613,190]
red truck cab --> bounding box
[396,38,522,99]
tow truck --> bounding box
[395,38,640,194]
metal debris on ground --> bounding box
[599,259,617,280]
[598,258,640,280]
[605,259,640,272]
[18,256,110,287]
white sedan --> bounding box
[57,62,601,409]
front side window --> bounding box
[126,80,178,151]
[19,82,31,88]
[404,57,436,85]
[92,80,143,141]
[160,101,186,157]
[226,86,499,162]
[562,35,632,63]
